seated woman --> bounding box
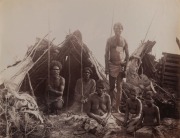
[70,67,96,113]
[86,80,111,126]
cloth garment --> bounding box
[70,78,96,113]
[84,113,122,136]
[108,61,124,78]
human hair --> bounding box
[130,88,137,96]
[83,67,93,74]
[96,80,105,89]
[113,22,123,30]
[50,60,62,71]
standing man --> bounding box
[105,22,129,113]
[45,61,65,114]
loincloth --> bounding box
[108,61,123,78]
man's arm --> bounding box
[136,109,144,127]
[105,39,110,74]
[105,94,112,119]
[48,77,65,96]
[91,79,96,94]
[124,99,130,126]
[155,106,160,125]
[124,39,129,70]
[135,98,142,118]
[59,77,65,95]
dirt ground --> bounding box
[27,113,180,138]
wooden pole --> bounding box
[27,73,35,98]
[81,44,84,113]
[66,54,71,110]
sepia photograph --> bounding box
[0,0,180,137]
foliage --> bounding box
[0,88,43,138]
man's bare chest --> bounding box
[129,101,138,110]
[50,79,61,88]
[144,107,155,116]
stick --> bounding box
[27,73,35,98]
[176,37,180,49]
[66,54,71,110]
[80,44,84,113]
[134,131,136,138]
[28,32,51,57]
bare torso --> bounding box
[89,93,110,116]
[46,76,64,102]
[143,105,158,126]
[50,77,61,90]
[127,98,140,115]
[109,36,125,64]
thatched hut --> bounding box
[1,31,108,110]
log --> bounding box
[163,76,178,81]
[164,72,180,77]
[165,62,180,68]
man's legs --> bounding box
[126,117,140,133]
[127,117,139,127]
[52,100,63,114]
[115,73,123,113]
[109,75,116,108]
[152,127,165,138]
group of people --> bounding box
[44,22,163,136]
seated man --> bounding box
[86,80,111,126]
[124,89,142,133]
[142,90,154,106]
[45,61,65,114]
[138,97,160,126]
[70,67,96,113]
[135,96,164,138]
